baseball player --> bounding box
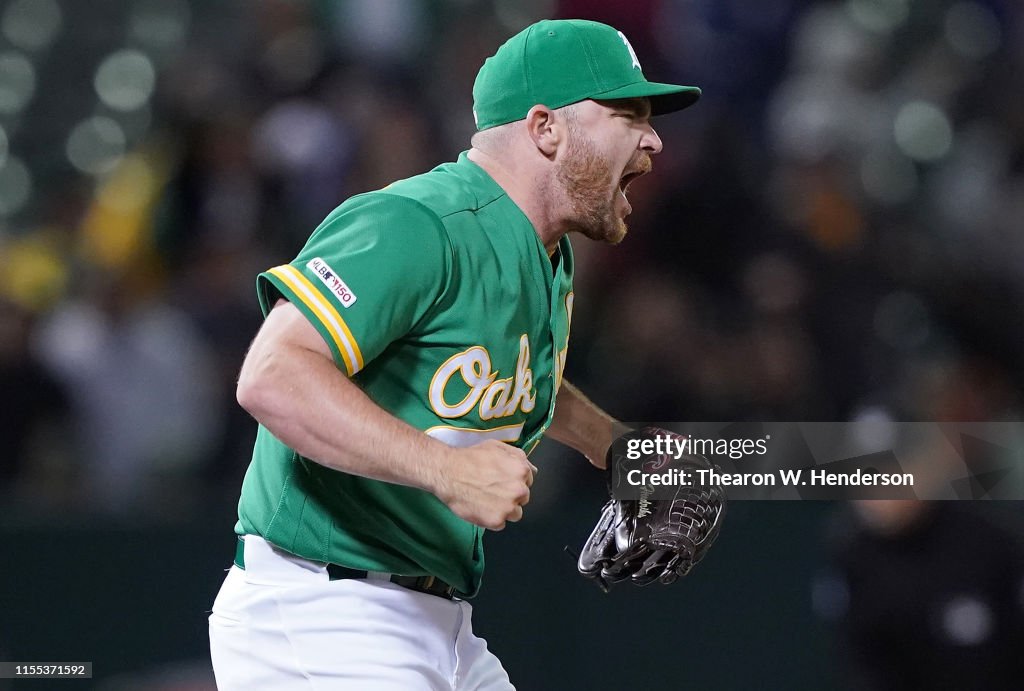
[209,19,700,690]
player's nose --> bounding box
[640,124,663,155]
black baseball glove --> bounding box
[577,427,727,591]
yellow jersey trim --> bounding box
[267,265,365,375]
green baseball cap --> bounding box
[472,19,701,131]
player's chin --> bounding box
[577,219,626,244]
[585,215,627,244]
[602,209,629,244]
[604,220,628,245]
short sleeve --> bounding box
[256,193,450,376]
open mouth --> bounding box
[618,170,644,198]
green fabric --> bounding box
[235,152,574,597]
[472,19,700,130]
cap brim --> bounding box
[593,82,701,115]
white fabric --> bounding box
[209,536,514,690]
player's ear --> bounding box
[524,105,561,157]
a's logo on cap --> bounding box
[617,31,641,70]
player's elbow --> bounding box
[236,350,287,421]
[235,367,258,416]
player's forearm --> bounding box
[237,340,451,495]
[546,380,630,469]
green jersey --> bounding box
[235,151,574,597]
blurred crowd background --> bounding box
[2,0,1023,689]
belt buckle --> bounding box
[413,575,455,599]
[385,573,456,599]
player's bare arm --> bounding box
[236,298,536,530]
[545,380,630,469]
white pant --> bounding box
[209,536,514,691]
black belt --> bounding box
[234,537,457,600]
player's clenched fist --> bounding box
[432,439,537,530]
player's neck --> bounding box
[467,147,565,253]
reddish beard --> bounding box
[556,130,650,244]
